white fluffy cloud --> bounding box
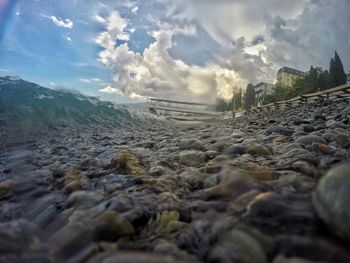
[96,1,350,102]
[49,16,74,29]
[96,11,248,102]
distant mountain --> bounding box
[0,76,159,139]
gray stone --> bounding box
[326,120,348,130]
[335,134,350,148]
[225,144,248,156]
[178,139,205,151]
[266,126,294,136]
[295,135,327,146]
[209,229,268,263]
[313,162,350,242]
[179,150,206,167]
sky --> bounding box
[0,0,349,103]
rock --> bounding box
[191,178,271,201]
[313,162,350,242]
[335,134,350,148]
[0,180,14,199]
[87,252,179,263]
[303,124,315,133]
[273,255,319,263]
[207,155,231,166]
[247,145,272,156]
[154,240,199,262]
[80,158,100,169]
[266,126,294,136]
[178,139,205,151]
[111,149,145,175]
[205,150,218,159]
[246,192,319,234]
[231,129,244,138]
[149,166,166,176]
[135,140,154,148]
[67,191,102,208]
[310,143,333,154]
[208,229,268,263]
[180,168,208,189]
[64,180,83,193]
[52,169,66,178]
[295,135,327,146]
[287,116,305,125]
[93,211,134,241]
[148,211,187,236]
[273,136,288,145]
[246,164,273,181]
[179,150,206,167]
[326,120,348,129]
[225,144,248,156]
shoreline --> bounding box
[1,99,350,262]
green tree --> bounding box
[215,98,228,112]
[330,51,347,87]
[233,88,242,110]
[243,83,255,110]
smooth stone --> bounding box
[295,135,327,146]
[335,134,350,148]
[287,116,305,125]
[80,158,100,169]
[149,166,166,176]
[273,255,319,263]
[180,168,208,189]
[245,164,273,181]
[247,145,272,156]
[231,129,244,138]
[273,136,288,145]
[179,150,206,167]
[310,143,333,154]
[266,126,294,136]
[67,191,102,208]
[246,192,319,234]
[64,180,83,193]
[111,149,145,175]
[87,252,178,263]
[303,124,315,133]
[205,150,218,159]
[313,162,350,242]
[178,139,205,151]
[148,211,187,235]
[326,120,348,129]
[208,229,268,263]
[225,144,248,156]
[93,211,134,241]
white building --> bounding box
[254,82,275,98]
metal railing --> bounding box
[248,83,350,112]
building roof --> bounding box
[254,82,274,88]
[277,67,306,77]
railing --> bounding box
[248,83,350,112]
[147,97,220,121]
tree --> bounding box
[330,51,347,87]
[233,88,242,110]
[243,83,255,110]
[215,98,228,112]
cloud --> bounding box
[95,1,350,102]
[99,85,122,94]
[96,11,249,102]
[45,15,74,29]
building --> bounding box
[277,67,306,88]
[254,82,275,98]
